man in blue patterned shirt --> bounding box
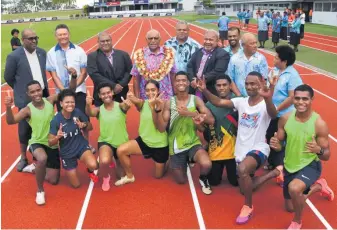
[227,33,268,97]
[164,21,201,72]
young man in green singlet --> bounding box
[85,82,132,191]
[154,71,215,195]
[5,71,77,205]
[270,84,334,229]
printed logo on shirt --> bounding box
[240,112,261,128]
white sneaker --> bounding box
[36,191,45,205]
[115,175,135,186]
[199,176,212,195]
[22,163,36,174]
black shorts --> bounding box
[219,30,228,40]
[135,136,169,164]
[246,150,267,169]
[245,19,250,24]
[57,92,88,119]
[29,144,61,169]
[170,144,203,169]
[266,118,285,168]
[98,142,118,160]
[207,159,238,186]
[283,160,322,199]
[18,108,32,145]
[61,144,91,170]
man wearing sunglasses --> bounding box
[5,28,50,172]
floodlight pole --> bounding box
[35,0,37,12]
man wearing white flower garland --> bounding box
[131,29,177,100]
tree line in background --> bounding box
[1,0,77,14]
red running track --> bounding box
[1,18,337,229]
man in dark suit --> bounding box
[87,32,132,106]
[187,29,230,98]
[4,28,49,172]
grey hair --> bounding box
[146,29,161,39]
[205,29,219,40]
[21,28,35,38]
[176,20,189,28]
[97,31,112,41]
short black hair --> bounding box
[11,29,19,36]
[145,79,160,90]
[216,74,232,84]
[222,12,226,15]
[175,71,189,80]
[97,82,113,93]
[55,24,69,32]
[228,26,240,35]
[275,45,296,66]
[247,71,263,79]
[58,89,76,102]
[294,84,314,98]
[26,80,41,91]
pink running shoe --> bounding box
[102,174,111,191]
[89,173,99,183]
[275,165,284,187]
[236,205,253,224]
[288,221,302,229]
[315,178,334,201]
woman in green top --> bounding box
[116,80,169,186]
[4,74,77,205]
[86,82,132,192]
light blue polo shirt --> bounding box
[269,65,303,117]
[46,42,87,93]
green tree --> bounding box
[52,0,75,6]
[83,4,89,15]
[202,0,214,8]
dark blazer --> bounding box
[187,47,230,96]
[4,47,49,109]
[87,48,132,105]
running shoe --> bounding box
[22,163,36,174]
[236,205,253,224]
[275,165,284,187]
[115,175,135,186]
[199,175,212,195]
[89,173,99,183]
[287,221,302,229]
[17,158,28,172]
[36,191,45,205]
[315,178,334,201]
[102,174,111,191]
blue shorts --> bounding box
[283,160,322,199]
[246,150,267,169]
[61,144,91,170]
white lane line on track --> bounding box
[156,18,206,230]
[1,20,130,183]
[75,19,143,230]
[165,17,335,230]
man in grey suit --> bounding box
[87,32,132,106]
[4,28,49,172]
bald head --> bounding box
[146,29,161,52]
[146,29,161,40]
[203,29,219,52]
[98,31,112,53]
[21,28,37,53]
[241,33,257,55]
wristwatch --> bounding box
[317,147,324,156]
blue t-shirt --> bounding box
[270,66,303,117]
[50,108,89,158]
[218,16,229,31]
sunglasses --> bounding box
[24,36,39,41]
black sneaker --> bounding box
[17,158,28,172]
[199,175,212,195]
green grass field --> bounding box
[1,18,121,83]
[175,14,337,75]
[1,10,82,20]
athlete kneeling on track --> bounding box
[48,89,99,188]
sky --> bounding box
[76,0,94,8]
